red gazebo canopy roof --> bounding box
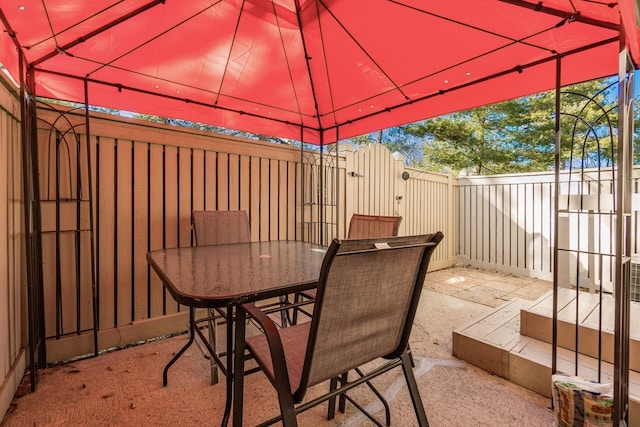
[0,0,638,144]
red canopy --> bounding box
[0,0,638,144]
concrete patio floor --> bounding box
[2,265,555,426]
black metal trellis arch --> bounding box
[300,133,340,247]
[552,49,635,427]
[33,99,99,360]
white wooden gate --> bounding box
[341,143,455,270]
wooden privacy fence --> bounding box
[0,79,25,420]
[34,107,458,362]
[37,105,304,362]
[29,101,640,365]
[457,172,556,280]
[12,95,640,369]
[458,169,640,281]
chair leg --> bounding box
[279,295,289,327]
[292,294,300,325]
[400,351,429,427]
[233,310,246,427]
[274,371,298,427]
[338,372,348,413]
[207,309,219,385]
[292,294,313,325]
[327,377,339,420]
[355,367,391,426]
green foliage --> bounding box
[398,78,618,175]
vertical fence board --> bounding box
[260,158,270,241]
[217,153,229,211]
[192,149,205,212]
[148,144,164,318]
[482,185,490,263]
[279,161,287,240]
[542,182,552,273]
[228,153,240,210]
[204,151,217,211]
[116,140,133,325]
[532,182,541,271]
[288,162,296,240]
[79,136,93,332]
[270,160,279,241]
[97,138,115,329]
[516,183,526,269]
[240,155,250,214]
[163,146,179,315]
[470,185,478,261]
[495,184,503,265]
[250,157,260,241]
[178,147,192,249]
[132,142,149,321]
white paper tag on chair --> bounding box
[374,242,391,249]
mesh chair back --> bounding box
[347,214,401,239]
[192,210,250,246]
[298,233,442,394]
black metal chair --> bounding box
[233,232,444,427]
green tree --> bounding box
[403,78,617,175]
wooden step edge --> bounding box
[525,289,554,312]
[521,310,640,373]
[455,327,640,426]
[453,297,532,334]
[452,329,518,379]
[522,294,640,340]
[509,339,640,426]
[509,337,640,400]
[525,287,583,316]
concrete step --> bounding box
[521,288,640,371]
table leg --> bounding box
[221,305,234,427]
[163,307,197,386]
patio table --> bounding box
[147,240,326,427]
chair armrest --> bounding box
[240,303,292,391]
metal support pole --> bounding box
[20,54,46,390]
[552,56,561,378]
[84,79,99,356]
[319,132,324,245]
